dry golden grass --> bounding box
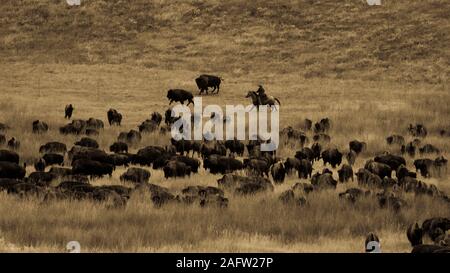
[0,0,449,252]
[0,63,449,253]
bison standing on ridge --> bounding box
[65,104,74,119]
[167,89,194,105]
[195,74,222,95]
[107,109,122,126]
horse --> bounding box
[245,91,281,110]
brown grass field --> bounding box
[0,0,449,252]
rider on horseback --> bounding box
[257,85,268,103]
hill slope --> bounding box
[0,0,449,84]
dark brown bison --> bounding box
[311,172,337,190]
[59,119,87,135]
[386,134,405,145]
[107,109,122,126]
[270,161,286,184]
[0,161,26,179]
[109,142,128,154]
[86,118,104,129]
[120,167,151,184]
[419,144,440,155]
[374,154,406,170]
[408,123,427,138]
[118,130,141,145]
[295,147,315,162]
[356,168,383,188]
[217,174,274,194]
[65,104,74,119]
[349,140,366,155]
[42,153,64,166]
[338,188,370,203]
[346,150,357,166]
[134,146,166,166]
[407,222,423,247]
[204,155,243,175]
[313,133,331,143]
[32,120,49,134]
[321,148,342,168]
[284,157,301,175]
[413,158,434,178]
[224,139,245,156]
[7,137,20,150]
[72,159,114,177]
[0,149,20,164]
[167,89,194,105]
[150,112,163,126]
[365,160,392,179]
[296,159,313,179]
[39,142,67,154]
[195,74,222,95]
[338,164,353,182]
[138,120,159,133]
[34,158,46,172]
[163,160,191,178]
[314,118,331,133]
[75,137,99,149]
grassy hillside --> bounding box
[0,0,449,253]
[1,0,449,84]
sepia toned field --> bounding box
[0,0,449,252]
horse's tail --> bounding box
[274,98,281,105]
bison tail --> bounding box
[275,98,281,105]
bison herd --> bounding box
[0,75,449,253]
